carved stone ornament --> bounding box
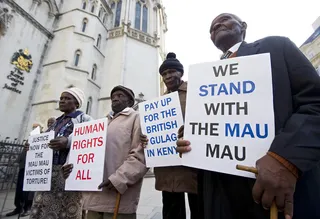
[0,0,14,36]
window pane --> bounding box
[82,21,86,32]
[114,0,122,27]
[142,6,148,33]
[75,54,80,66]
[82,2,86,9]
[91,6,95,13]
[135,2,141,30]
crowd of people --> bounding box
[5,12,320,219]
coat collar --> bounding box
[107,107,134,120]
[164,81,187,94]
[237,41,261,57]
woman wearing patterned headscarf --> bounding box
[29,87,93,219]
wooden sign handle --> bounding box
[113,193,121,219]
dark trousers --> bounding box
[162,191,198,219]
[14,168,33,211]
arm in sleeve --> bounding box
[66,114,94,149]
[269,37,320,174]
[109,114,148,194]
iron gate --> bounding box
[0,139,24,191]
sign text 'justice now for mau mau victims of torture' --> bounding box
[182,53,275,178]
[65,118,107,191]
[23,131,54,191]
[139,92,184,167]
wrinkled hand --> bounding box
[176,139,192,154]
[98,179,116,190]
[140,134,148,148]
[49,136,68,151]
[61,164,73,179]
[24,142,30,151]
[178,125,184,139]
[253,154,297,219]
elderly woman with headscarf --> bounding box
[29,87,93,219]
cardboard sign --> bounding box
[23,131,54,191]
[139,92,184,167]
[182,53,275,178]
[65,118,107,191]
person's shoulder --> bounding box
[253,36,291,47]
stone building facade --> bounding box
[0,0,167,140]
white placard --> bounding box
[182,53,275,178]
[23,131,54,191]
[65,118,108,191]
[30,126,40,136]
[139,92,184,167]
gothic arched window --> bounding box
[98,7,103,18]
[91,64,97,80]
[82,1,87,10]
[114,0,122,27]
[82,18,88,32]
[74,50,81,66]
[96,34,101,48]
[103,14,107,24]
[86,97,92,114]
[91,5,95,13]
[134,0,148,33]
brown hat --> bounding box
[110,85,135,107]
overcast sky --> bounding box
[161,0,319,80]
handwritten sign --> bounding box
[182,53,275,178]
[23,131,54,191]
[139,92,183,167]
[65,118,107,191]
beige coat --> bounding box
[154,81,198,194]
[83,108,148,214]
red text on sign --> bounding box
[74,122,105,136]
[77,153,95,164]
[72,136,103,150]
[76,169,91,180]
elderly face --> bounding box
[59,92,78,113]
[47,118,55,128]
[209,13,246,51]
[161,69,183,92]
[111,90,131,114]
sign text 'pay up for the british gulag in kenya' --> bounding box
[139,92,184,167]
[182,53,275,178]
[65,118,107,191]
[23,131,54,191]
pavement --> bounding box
[0,177,190,219]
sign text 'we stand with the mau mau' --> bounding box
[139,92,184,167]
[23,131,54,191]
[65,118,107,191]
[182,53,275,178]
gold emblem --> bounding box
[11,49,33,72]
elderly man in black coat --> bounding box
[177,13,320,219]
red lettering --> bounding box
[99,122,105,132]
[97,136,103,147]
[84,125,93,134]
[77,153,95,164]
[72,140,79,150]
[75,169,91,180]
[74,127,80,136]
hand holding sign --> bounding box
[140,134,148,148]
[62,164,73,179]
[98,179,116,191]
[49,136,68,151]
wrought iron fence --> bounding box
[0,139,24,191]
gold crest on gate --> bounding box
[11,49,33,73]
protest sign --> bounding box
[139,92,184,167]
[65,118,107,191]
[23,131,54,191]
[182,53,275,178]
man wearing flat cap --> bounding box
[63,85,148,219]
[140,53,198,219]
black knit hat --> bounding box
[159,52,184,75]
[110,85,135,107]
